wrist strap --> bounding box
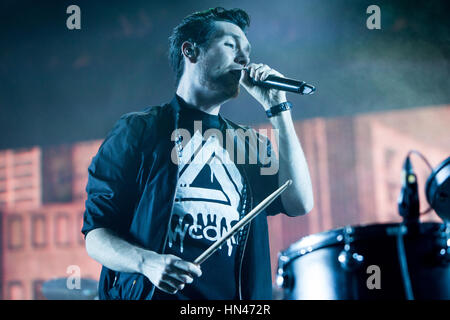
[266,101,292,118]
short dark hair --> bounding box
[168,7,250,86]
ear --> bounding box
[181,41,198,62]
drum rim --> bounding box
[278,222,447,265]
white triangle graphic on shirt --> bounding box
[177,130,243,208]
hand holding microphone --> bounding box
[241,63,316,95]
[239,63,315,112]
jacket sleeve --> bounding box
[254,131,287,216]
[81,114,146,238]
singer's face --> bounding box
[196,21,251,99]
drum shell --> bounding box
[278,223,450,300]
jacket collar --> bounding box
[166,94,247,132]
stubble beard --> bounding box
[198,67,240,102]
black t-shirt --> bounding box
[152,96,248,300]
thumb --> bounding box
[239,68,254,88]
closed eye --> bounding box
[225,43,235,49]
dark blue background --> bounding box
[1,0,449,149]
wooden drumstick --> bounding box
[194,179,292,265]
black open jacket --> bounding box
[82,96,286,300]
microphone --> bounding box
[397,155,420,223]
[244,69,316,95]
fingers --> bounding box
[158,281,179,295]
[157,272,185,295]
[245,63,284,82]
[157,255,202,294]
[165,266,194,284]
[161,272,186,291]
[170,257,202,278]
[248,63,263,80]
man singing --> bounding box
[82,7,313,300]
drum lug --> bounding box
[276,267,293,290]
[338,246,364,271]
[436,247,449,265]
[338,226,364,271]
[436,223,450,265]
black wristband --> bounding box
[266,101,292,118]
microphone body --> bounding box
[397,156,420,223]
[249,75,316,95]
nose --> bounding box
[235,52,249,67]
